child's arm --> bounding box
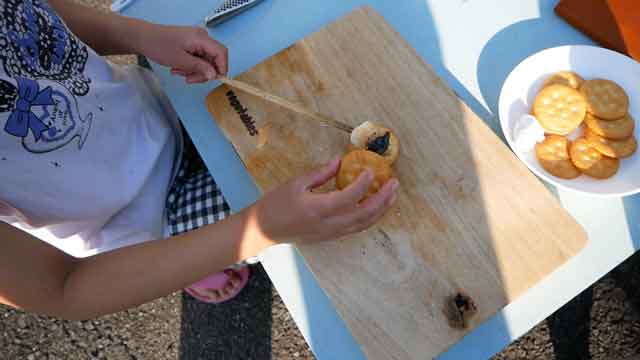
[0,159,398,320]
[49,0,228,82]
[48,0,145,56]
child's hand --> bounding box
[252,156,399,244]
[137,24,228,84]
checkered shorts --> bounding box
[165,136,231,237]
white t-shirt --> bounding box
[0,0,183,257]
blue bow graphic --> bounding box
[4,77,54,142]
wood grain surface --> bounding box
[206,6,587,359]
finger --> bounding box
[332,178,399,229]
[178,54,218,81]
[171,68,188,76]
[173,68,200,78]
[190,32,229,77]
[200,38,229,76]
[300,156,341,190]
[346,190,398,234]
[214,50,228,77]
[185,72,209,84]
[321,168,373,211]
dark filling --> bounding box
[366,132,391,155]
[454,294,469,310]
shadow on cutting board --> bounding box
[182,1,586,360]
[269,3,511,359]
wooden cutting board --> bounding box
[206,6,587,359]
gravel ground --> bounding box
[3,0,640,359]
[5,253,640,360]
[0,264,314,360]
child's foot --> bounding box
[185,267,250,304]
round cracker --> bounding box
[533,84,587,135]
[584,112,634,140]
[534,135,581,179]
[584,127,637,158]
[580,79,629,120]
[350,121,400,164]
[543,71,585,90]
[569,137,620,179]
[337,150,393,200]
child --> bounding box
[0,0,398,319]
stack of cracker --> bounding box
[533,71,636,180]
[337,122,400,199]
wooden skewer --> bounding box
[218,76,354,133]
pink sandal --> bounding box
[185,267,250,304]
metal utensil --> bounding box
[204,0,266,27]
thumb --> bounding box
[301,156,341,190]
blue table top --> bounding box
[121,0,640,358]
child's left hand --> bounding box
[137,23,228,84]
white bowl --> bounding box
[498,45,640,197]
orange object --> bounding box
[555,0,640,61]
[336,150,393,200]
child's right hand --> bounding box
[251,156,399,244]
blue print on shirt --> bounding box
[1,77,92,153]
[0,0,91,96]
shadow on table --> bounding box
[478,0,640,358]
[622,196,640,251]
[476,0,590,119]
[178,264,273,360]
[476,0,595,358]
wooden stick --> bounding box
[218,76,354,133]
